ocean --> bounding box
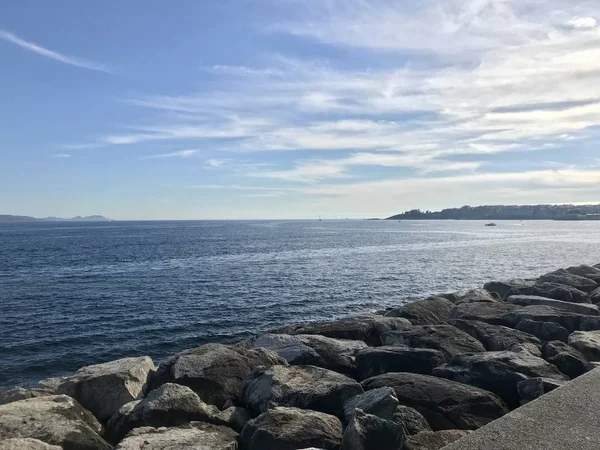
[1,219,600,388]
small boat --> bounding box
[485,223,497,227]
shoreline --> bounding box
[2,263,600,449]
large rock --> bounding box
[240,407,342,450]
[515,319,569,343]
[56,356,155,421]
[565,265,600,282]
[484,279,534,300]
[502,305,592,333]
[539,269,598,293]
[451,289,499,305]
[242,334,367,377]
[384,297,454,325]
[106,383,220,443]
[516,377,565,405]
[114,422,238,450]
[451,301,519,326]
[433,351,569,408]
[542,341,591,378]
[273,315,412,346]
[151,343,286,409]
[450,319,541,353]
[213,406,254,433]
[354,346,445,379]
[0,439,61,450]
[0,387,57,406]
[568,330,600,361]
[507,282,590,304]
[362,373,508,431]
[591,287,600,304]
[404,430,470,450]
[343,387,398,423]
[242,365,363,417]
[340,409,405,450]
[393,406,432,435]
[506,295,600,316]
[0,395,110,450]
[382,325,486,359]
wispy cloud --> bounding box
[205,158,228,168]
[140,149,198,160]
[0,30,111,73]
[51,153,72,158]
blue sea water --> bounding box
[1,219,600,388]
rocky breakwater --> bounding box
[2,264,600,450]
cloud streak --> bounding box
[0,30,110,72]
[140,149,198,160]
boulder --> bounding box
[404,430,470,450]
[506,295,600,316]
[340,409,405,450]
[384,297,454,325]
[0,439,61,450]
[242,365,363,417]
[382,325,486,359]
[591,287,600,304]
[114,422,238,450]
[240,407,343,450]
[433,350,569,408]
[516,377,564,405]
[214,406,254,433]
[452,289,499,305]
[0,387,56,406]
[484,279,533,300]
[343,387,398,423]
[393,406,432,435]
[354,346,446,379]
[541,341,591,378]
[502,305,590,333]
[451,301,519,326]
[565,265,600,282]
[507,282,590,304]
[362,373,508,430]
[273,315,412,346]
[242,333,367,377]
[515,319,569,343]
[0,395,110,450]
[106,383,220,443]
[151,343,286,409]
[539,269,598,293]
[450,319,541,353]
[56,356,155,421]
[568,330,600,361]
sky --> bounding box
[2,0,600,220]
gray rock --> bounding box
[0,395,110,450]
[404,430,470,450]
[340,409,405,450]
[484,279,534,300]
[114,422,238,450]
[451,301,519,326]
[515,319,570,343]
[214,406,254,432]
[354,346,446,379]
[0,439,61,450]
[508,342,543,358]
[452,289,499,305]
[243,333,367,377]
[106,383,220,443]
[506,295,600,316]
[591,287,600,304]
[384,297,454,325]
[272,315,412,346]
[450,319,541,353]
[362,373,508,431]
[433,350,568,408]
[242,365,363,417]
[568,330,600,361]
[393,405,432,435]
[542,341,591,378]
[151,343,286,409]
[56,356,155,421]
[382,325,486,359]
[503,305,590,333]
[517,377,565,405]
[0,387,56,406]
[565,265,600,282]
[507,282,590,304]
[240,406,342,450]
[343,387,399,423]
[539,269,598,293]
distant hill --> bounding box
[0,215,111,223]
[386,204,600,221]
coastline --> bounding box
[2,263,600,449]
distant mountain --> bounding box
[0,215,111,223]
[386,204,600,221]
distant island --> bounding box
[386,204,600,221]
[0,214,111,223]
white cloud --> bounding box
[51,153,72,158]
[568,17,597,29]
[205,158,228,168]
[0,30,110,72]
[140,149,198,160]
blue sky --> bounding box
[2,0,600,219]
